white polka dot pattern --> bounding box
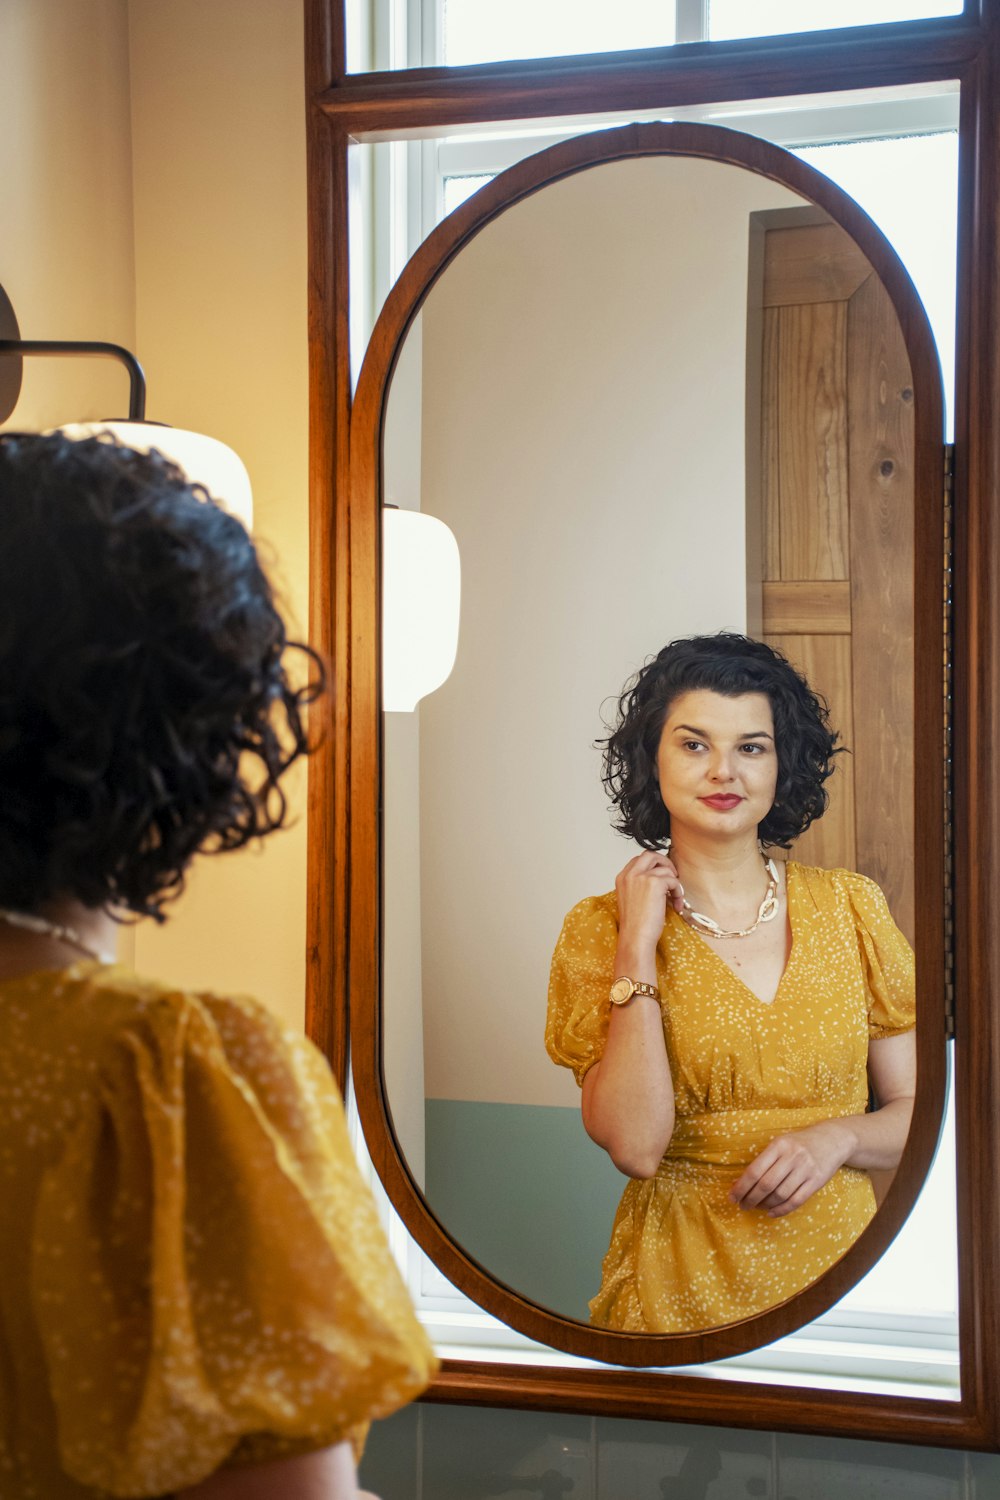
[545,863,915,1333]
[0,966,435,1498]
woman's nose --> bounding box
[709,754,735,782]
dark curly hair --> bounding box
[600,633,841,851]
[0,431,324,920]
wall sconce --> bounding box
[383,504,461,712]
[0,282,252,527]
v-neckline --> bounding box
[669,860,797,1008]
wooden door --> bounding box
[751,209,915,944]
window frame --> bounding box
[304,0,1000,1450]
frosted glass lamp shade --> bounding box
[383,507,461,712]
[55,421,253,529]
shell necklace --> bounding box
[0,907,108,962]
[663,839,780,941]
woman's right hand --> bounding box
[614,849,685,954]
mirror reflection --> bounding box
[546,646,915,1332]
[381,153,918,1329]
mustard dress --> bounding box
[0,963,436,1500]
[545,864,915,1333]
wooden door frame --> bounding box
[304,0,1000,1451]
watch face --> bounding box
[610,978,633,1006]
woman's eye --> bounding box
[682,740,706,751]
[740,742,765,754]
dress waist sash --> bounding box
[660,1105,848,1171]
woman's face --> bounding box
[656,689,779,842]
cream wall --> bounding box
[2,0,310,1030]
[127,1,310,1028]
[383,322,428,1182]
[0,0,136,424]
[390,157,801,1110]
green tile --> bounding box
[969,1449,1000,1498]
[776,1433,964,1500]
[422,1403,594,1500]
[359,1403,419,1500]
[597,1416,773,1499]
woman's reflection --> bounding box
[545,634,915,1332]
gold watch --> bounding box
[609,976,661,1007]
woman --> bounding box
[545,634,915,1334]
[0,432,435,1498]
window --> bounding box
[348,0,964,72]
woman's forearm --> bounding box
[836,1094,915,1173]
[581,939,675,1179]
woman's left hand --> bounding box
[728,1120,858,1218]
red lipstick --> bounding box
[700,794,743,810]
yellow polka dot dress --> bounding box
[545,864,915,1333]
[0,966,436,1499]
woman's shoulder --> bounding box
[788,860,885,895]
[34,962,293,1070]
[563,890,618,921]
[557,890,619,939]
[787,862,893,918]
[550,892,621,971]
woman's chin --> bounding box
[674,809,762,841]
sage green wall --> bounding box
[425,1099,626,1320]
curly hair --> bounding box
[600,633,841,850]
[0,431,324,920]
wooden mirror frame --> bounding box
[350,115,947,1352]
[305,0,1000,1451]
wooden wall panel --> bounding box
[846,271,916,944]
[758,215,915,942]
[768,632,857,873]
[774,302,850,580]
[762,579,851,633]
[763,220,874,307]
[761,307,782,581]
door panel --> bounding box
[756,210,914,943]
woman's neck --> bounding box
[667,830,771,915]
[0,899,119,982]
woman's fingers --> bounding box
[729,1124,854,1216]
[616,866,682,917]
[750,1163,816,1217]
[616,853,683,894]
[614,851,686,942]
[762,1183,816,1218]
[663,870,686,913]
[729,1145,800,1209]
[617,849,678,877]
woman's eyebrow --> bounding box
[673,724,774,740]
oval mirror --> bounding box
[349,121,948,1366]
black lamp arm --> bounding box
[0,339,147,420]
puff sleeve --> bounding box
[545,894,620,1087]
[843,872,916,1039]
[30,990,436,1499]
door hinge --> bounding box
[943,443,955,1041]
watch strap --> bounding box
[609,976,661,1006]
